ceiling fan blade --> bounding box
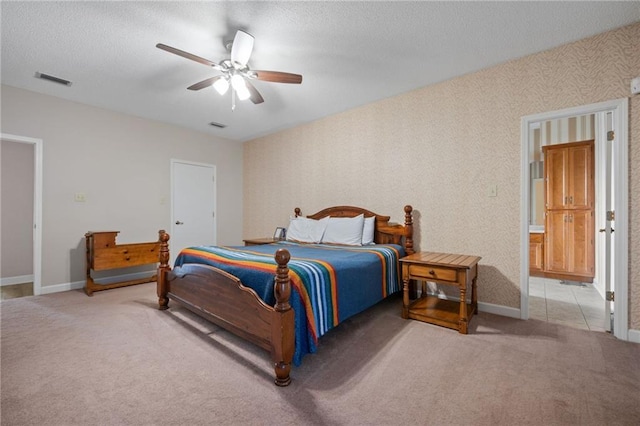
[253,70,302,84]
[156,43,221,70]
[187,76,223,91]
[230,30,254,67]
[244,80,264,104]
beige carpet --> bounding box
[1,283,639,425]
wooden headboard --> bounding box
[294,205,414,254]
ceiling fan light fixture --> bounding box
[231,74,250,100]
[235,85,251,101]
[213,77,229,95]
[230,74,245,90]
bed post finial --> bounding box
[404,205,414,255]
[274,249,291,312]
[294,207,301,218]
[273,248,293,386]
[157,230,171,310]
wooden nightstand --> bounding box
[400,251,481,334]
[243,237,278,246]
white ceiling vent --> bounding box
[34,72,72,86]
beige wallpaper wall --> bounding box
[1,85,244,289]
[244,23,640,329]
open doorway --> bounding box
[0,133,43,297]
[520,99,629,341]
[527,116,602,330]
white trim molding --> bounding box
[478,302,521,319]
[0,275,34,287]
[40,271,156,295]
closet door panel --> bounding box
[545,148,568,210]
[568,143,594,210]
[569,210,595,276]
[545,211,569,273]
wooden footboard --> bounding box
[156,230,294,386]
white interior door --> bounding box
[170,160,216,266]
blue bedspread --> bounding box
[174,241,404,365]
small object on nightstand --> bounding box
[243,237,278,246]
[273,227,286,240]
[400,251,481,334]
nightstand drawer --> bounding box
[408,264,457,282]
[93,243,159,270]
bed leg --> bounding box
[157,230,171,310]
[272,248,294,386]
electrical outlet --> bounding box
[74,193,86,202]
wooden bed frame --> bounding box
[156,205,414,386]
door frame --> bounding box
[519,98,629,340]
[1,133,43,296]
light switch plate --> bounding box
[632,77,640,95]
[488,184,498,197]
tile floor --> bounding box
[529,276,608,332]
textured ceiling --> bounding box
[2,2,639,142]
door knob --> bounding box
[175,221,184,225]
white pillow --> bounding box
[362,216,375,245]
[286,216,329,243]
[321,214,365,246]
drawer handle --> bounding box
[125,256,131,261]
[429,269,435,275]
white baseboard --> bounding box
[0,274,34,287]
[478,301,521,319]
[39,271,156,295]
[628,328,640,344]
[40,280,85,295]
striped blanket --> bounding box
[174,241,404,364]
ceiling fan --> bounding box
[157,30,302,109]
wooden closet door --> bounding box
[542,139,595,281]
[567,143,594,210]
[545,147,568,210]
[569,210,595,276]
[545,211,569,273]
